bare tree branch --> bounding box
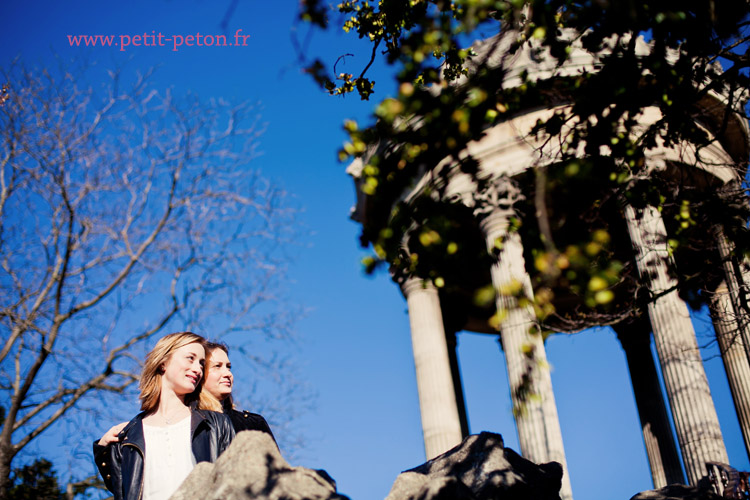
[0,61,303,496]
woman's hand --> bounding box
[97,422,128,446]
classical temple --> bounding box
[348,32,750,500]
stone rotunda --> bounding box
[348,32,750,500]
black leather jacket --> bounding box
[93,409,235,500]
[226,407,276,443]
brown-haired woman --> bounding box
[203,341,276,441]
[93,332,234,500]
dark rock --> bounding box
[385,432,562,500]
[629,483,722,500]
[170,430,350,500]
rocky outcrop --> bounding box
[386,432,562,500]
[170,429,726,500]
[629,483,723,500]
[170,430,350,500]
[170,430,559,500]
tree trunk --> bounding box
[0,446,13,499]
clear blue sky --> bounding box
[2,2,748,499]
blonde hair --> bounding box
[139,332,210,412]
[205,341,234,411]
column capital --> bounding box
[478,209,513,241]
[400,276,433,297]
[474,177,522,234]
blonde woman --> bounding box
[203,341,275,440]
[93,332,234,500]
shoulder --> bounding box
[194,409,234,433]
[120,412,147,436]
[227,409,274,436]
[92,413,143,469]
[194,408,228,422]
[111,412,147,450]
[231,409,268,426]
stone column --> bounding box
[446,330,470,438]
[613,320,685,487]
[475,182,572,500]
[624,203,728,484]
[714,226,750,367]
[709,281,750,458]
[401,277,464,459]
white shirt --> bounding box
[142,416,195,500]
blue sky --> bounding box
[2,2,748,499]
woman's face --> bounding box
[162,342,205,396]
[204,348,233,401]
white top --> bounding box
[142,416,195,500]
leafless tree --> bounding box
[0,60,300,496]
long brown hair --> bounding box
[205,341,234,411]
[139,332,208,412]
